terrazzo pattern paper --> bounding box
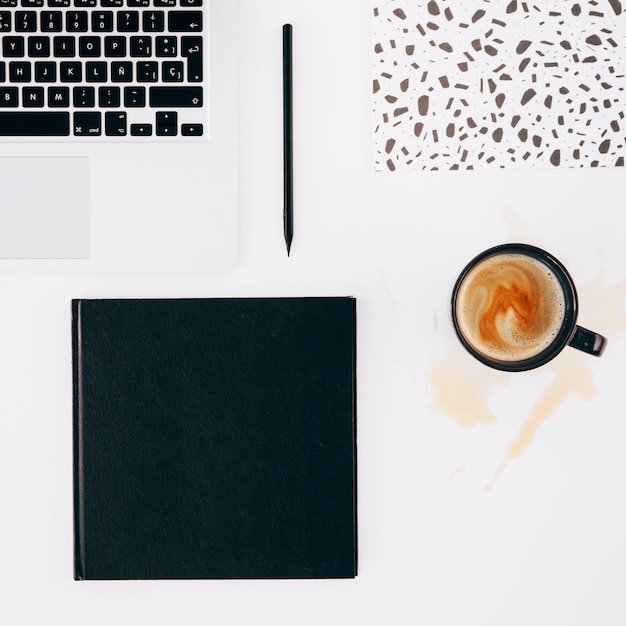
[373,1,626,170]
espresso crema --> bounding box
[455,253,566,362]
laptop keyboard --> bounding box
[0,0,206,139]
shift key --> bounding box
[149,87,202,107]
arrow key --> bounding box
[130,123,152,136]
[156,110,177,136]
[181,123,203,136]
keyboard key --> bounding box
[180,0,202,5]
[162,61,183,82]
[105,111,126,136]
[48,0,70,6]
[181,36,202,82]
[0,112,69,135]
[0,63,5,82]
[156,36,176,57]
[123,86,145,107]
[16,11,37,31]
[35,61,56,81]
[149,87,202,107]
[130,123,151,136]
[23,86,44,107]
[79,36,100,57]
[130,36,151,57]
[98,86,119,107]
[168,11,202,32]
[66,11,88,32]
[41,11,62,31]
[92,12,113,32]
[181,123,203,136]
[60,61,82,82]
[105,36,126,57]
[73,86,94,107]
[73,0,95,6]
[9,62,31,82]
[0,87,19,107]
[48,86,69,106]
[111,62,132,82]
[143,11,164,32]
[154,0,175,6]
[0,11,11,31]
[28,36,50,57]
[54,36,76,57]
[101,0,122,5]
[73,111,100,136]
[127,0,148,6]
[117,11,139,32]
[86,61,106,82]
[0,0,17,6]
[137,61,158,82]
[156,110,176,136]
[3,37,25,57]
[21,0,43,6]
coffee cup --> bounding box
[451,243,606,372]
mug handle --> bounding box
[568,326,607,357]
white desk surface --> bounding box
[2,2,626,625]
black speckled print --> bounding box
[373,0,626,170]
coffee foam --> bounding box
[455,253,566,362]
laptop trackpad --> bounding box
[0,157,90,259]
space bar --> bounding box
[0,112,69,136]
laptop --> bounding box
[0,0,237,272]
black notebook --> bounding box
[72,297,357,580]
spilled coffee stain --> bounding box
[486,270,626,490]
[430,351,507,428]
[430,269,626,491]
[450,464,466,478]
[485,350,596,491]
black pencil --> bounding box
[283,23,293,256]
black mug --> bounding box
[451,243,606,372]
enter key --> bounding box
[182,36,202,82]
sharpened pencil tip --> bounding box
[286,238,292,256]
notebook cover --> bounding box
[72,298,357,580]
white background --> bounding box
[2,1,626,625]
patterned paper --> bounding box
[373,1,626,170]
